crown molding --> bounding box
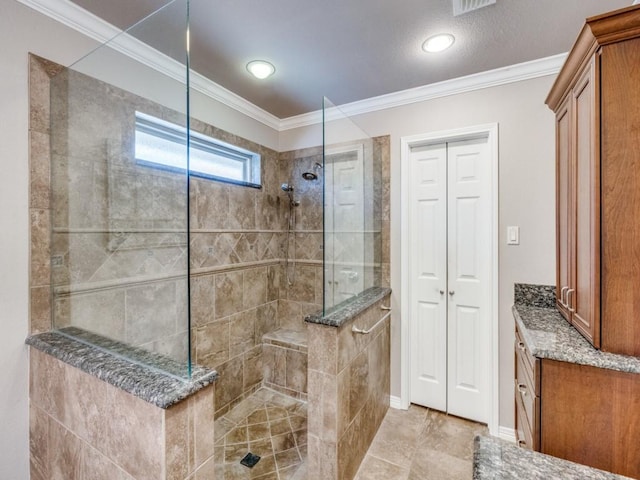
[19,0,566,133]
[16,0,282,130]
[279,53,567,130]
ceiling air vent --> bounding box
[453,0,496,16]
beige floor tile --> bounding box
[408,449,472,480]
[247,421,271,441]
[253,472,278,480]
[275,447,302,470]
[247,408,268,425]
[248,454,277,477]
[364,403,429,469]
[226,425,249,445]
[248,438,273,458]
[216,417,236,443]
[281,461,307,480]
[225,443,250,463]
[356,404,486,480]
[271,431,296,453]
[354,454,410,480]
[419,410,488,462]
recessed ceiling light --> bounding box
[422,34,455,53]
[246,60,275,79]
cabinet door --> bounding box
[555,98,572,321]
[600,37,640,356]
[571,59,600,347]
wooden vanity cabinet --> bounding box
[514,328,539,451]
[540,360,640,478]
[547,5,640,355]
[514,325,640,478]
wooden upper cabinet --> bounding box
[571,60,600,347]
[546,5,640,354]
[555,97,572,322]
[551,59,600,346]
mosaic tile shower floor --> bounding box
[214,388,307,480]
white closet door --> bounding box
[408,136,491,424]
[446,137,491,424]
[408,143,448,411]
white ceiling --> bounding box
[68,0,631,118]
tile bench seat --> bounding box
[262,328,308,400]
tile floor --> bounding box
[214,388,487,480]
[354,404,489,480]
[214,388,307,479]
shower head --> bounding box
[302,162,323,181]
[281,183,300,207]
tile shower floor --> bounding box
[214,388,307,480]
[215,388,487,480]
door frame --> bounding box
[399,124,499,435]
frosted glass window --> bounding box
[135,112,261,187]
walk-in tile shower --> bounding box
[30,1,388,478]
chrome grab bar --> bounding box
[352,311,392,335]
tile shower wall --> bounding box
[306,294,391,480]
[32,54,392,424]
[29,55,63,337]
[44,62,294,417]
[277,146,325,330]
[30,348,215,480]
[36,57,326,419]
[187,119,289,418]
[49,65,191,360]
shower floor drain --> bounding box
[240,452,261,468]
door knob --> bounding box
[449,291,455,296]
[439,290,445,295]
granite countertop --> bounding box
[304,286,392,327]
[513,304,640,374]
[473,436,633,479]
[26,327,217,409]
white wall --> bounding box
[0,1,279,477]
[1,3,93,478]
[280,75,557,430]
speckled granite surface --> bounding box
[514,283,556,308]
[304,286,392,327]
[513,304,640,374]
[26,327,217,409]
[473,436,632,479]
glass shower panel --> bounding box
[50,0,192,374]
[323,97,381,314]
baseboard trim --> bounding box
[498,426,517,443]
[389,396,405,410]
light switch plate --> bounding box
[507,226,520,245]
